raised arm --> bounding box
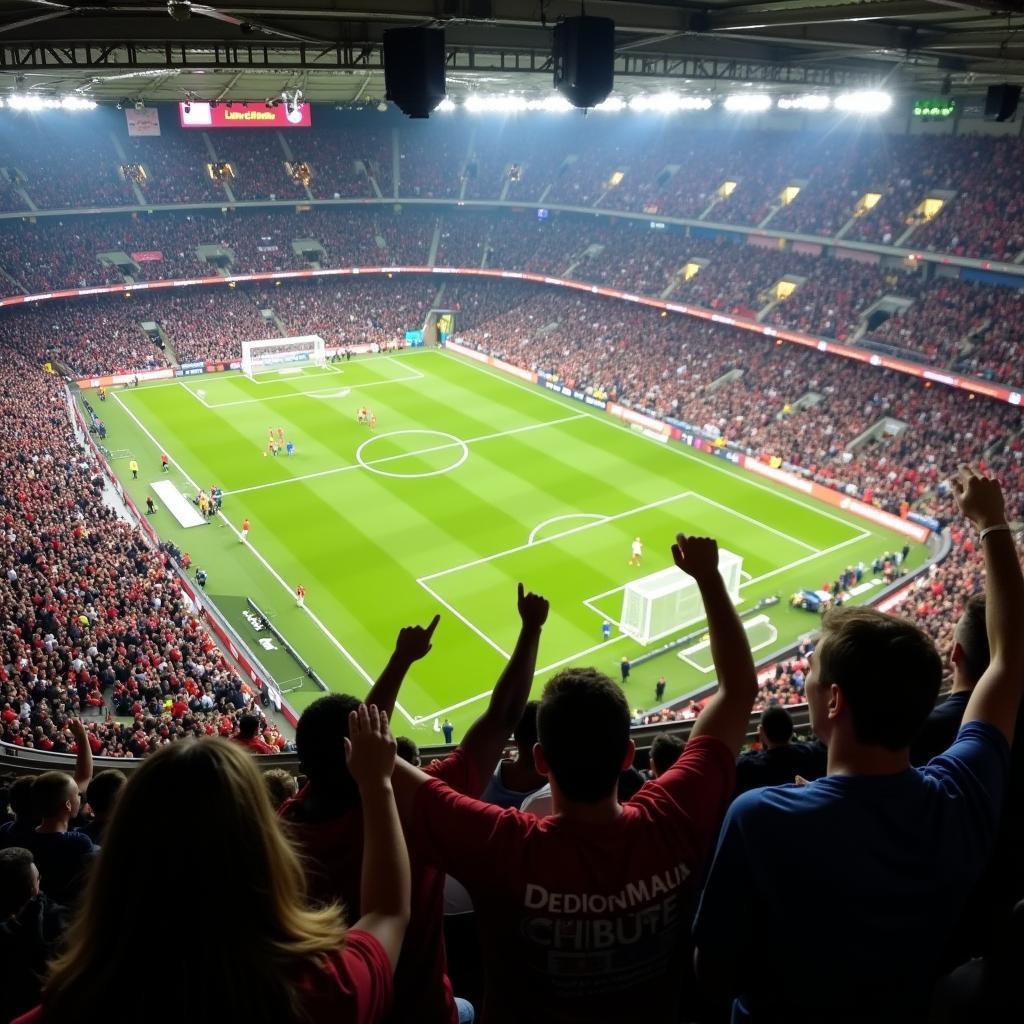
[364,614,440,719]
[461,584,549,784]
[345,704,410,972]
[68,719,93,794]
[673,535,758,754]
[954,467,1024,744]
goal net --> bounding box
[241,335,326,379]
[620,548,744,645]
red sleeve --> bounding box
[423,744,485,798]
[410,775,531,886]
[627,736,736,855]
[298,930,393,1024]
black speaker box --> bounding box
[985,84,1021,122]
[553,16,615,109]
[383,27,446,119]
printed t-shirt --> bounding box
[409,735,736,1023]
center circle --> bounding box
[355,429,469,479]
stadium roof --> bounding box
[0,0,1022,105]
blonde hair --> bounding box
[43,739,347,1023]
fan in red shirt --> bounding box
[233,713,275,754]
[392,536,759,1024]
[15,708,411,1024]
[281,585,549,1024]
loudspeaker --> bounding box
[985,84,1021,122]
[553,16,615,109]
[383,27,446,119]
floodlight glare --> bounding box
[777,94,831,112]
[834,90,892,114]
[724,94,773,112]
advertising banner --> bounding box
[125,107,161,136]
[131,251,163,262]
[179,101,312,129]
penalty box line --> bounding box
[111,391,417,726]
[581,530,873,631]
[179,357,425,410]
[443,350,875,543]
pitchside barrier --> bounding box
[63,385,296,726]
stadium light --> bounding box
[465,95,528,113]
[436,98,456,112]
[2,94,96,112]
[834,90,892,114]
[777,94,831,112]
[527,95,573,112]
[723,94,773,112]
[629,93,713,112]
[594,96,625,112]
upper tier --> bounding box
[2,107,1022,262]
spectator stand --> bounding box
[66,383,296,726]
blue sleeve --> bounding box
[920,720,1010,862]
[692,793,758,957]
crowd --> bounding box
[0,351,284,769]
[1,473,1022,1023]
[5,207,1024,385]
[7,112,1024,264]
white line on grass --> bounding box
[527,513,607,545]
[111,391,417,724]
[221,412,587,497]
[441,350,874,539]
[181,370,424,409]
[689,493,819,553]
[415,579,511,661]
[418,490,694,583]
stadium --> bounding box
[0,1,1022,1021]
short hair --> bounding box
[0,847,36,917]
[649,733,685,776]
[760,705,794,745]
[817,607,942,751]
[263,768,299,808]
[537,668,630,803]
[395,737,421,767]
[85,770,127,817]
[954,594,989,684]
[31,772,77,820]
[238,715,261,739]
[8,776,35,820]
[295,694,361,784]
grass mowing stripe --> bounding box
[96,350,925,731]
[111,390,418,725]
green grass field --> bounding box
[86,349,925,736]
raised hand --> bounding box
[68,718,88,742]
[952,464,1007,531]
[517,582,550,631]
[672,534,719,583]
[393,614,440,664]
[344,704,397,789]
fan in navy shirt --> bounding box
[910,594,987,767]
[694,468,1024,1024]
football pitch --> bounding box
[87,349,926,735]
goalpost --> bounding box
[620,548,744,645]
[240,335,327,379]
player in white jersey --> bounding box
[629,536,643,566]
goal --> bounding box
[620,548,744,645]
[241,335,326,379]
